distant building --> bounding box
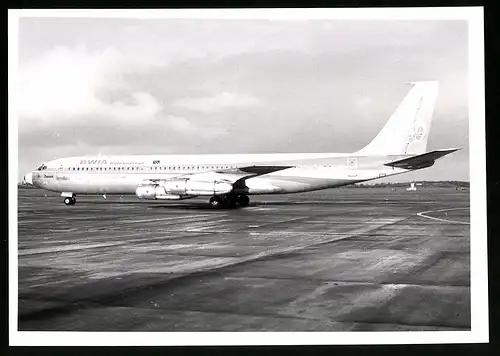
[406,182,417,191]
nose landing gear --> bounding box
[62,193,76,206]
[63,197,76,205]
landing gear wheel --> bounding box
[237,195,250,207]
[209,196,221,208]
[64,197,76,205]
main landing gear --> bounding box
[209,194,250,209]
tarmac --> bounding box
[16,187,471,331]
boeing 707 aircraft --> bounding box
[23,81,459,208]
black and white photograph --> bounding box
[9,7,487,346]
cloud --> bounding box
[171,92,261,113]
[165,115,197,133]
[163,115,225,137]
[104,92,162,121]
[19,45,162,123]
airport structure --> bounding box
[23,81,458,208]
[406,182,423,191]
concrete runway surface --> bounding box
[17,187,470,331]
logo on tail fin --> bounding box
[415,126,425,140]
[407,126,426,143]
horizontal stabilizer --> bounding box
[384,148,460,170]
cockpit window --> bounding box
[37,164,48,171]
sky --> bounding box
[16,16,470,183]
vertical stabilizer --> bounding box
[357,81,439,155]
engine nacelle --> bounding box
[162,179,233,196]
[135,184,183,200]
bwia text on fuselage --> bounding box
[23,81,459,208]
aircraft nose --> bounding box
[24,172,33,185]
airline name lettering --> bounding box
[80,159,108,165]
[79,160,145,165]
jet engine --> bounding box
[135,179,234,200]
[135,184,182,200]
[162,179,233,195]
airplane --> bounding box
[23,81,459,208]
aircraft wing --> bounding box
[216,165,294,175]
[175,165,294,184]
[384,148,460,170]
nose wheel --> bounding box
[64,197,76,205]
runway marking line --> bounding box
[416,207,470,225]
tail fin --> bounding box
[357,81,439,156]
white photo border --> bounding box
[8,6,487,346]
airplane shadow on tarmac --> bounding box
[145,200,401,210]
[74,198,408,210]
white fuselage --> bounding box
[28,152,409,196]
